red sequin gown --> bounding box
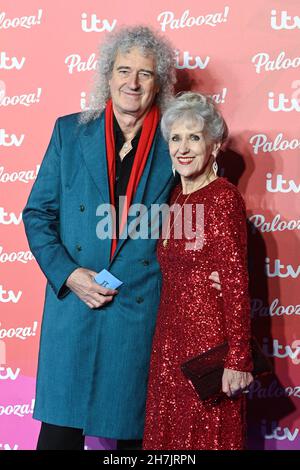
[143,178,253,450]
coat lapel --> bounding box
[79,115,174,265]
[109,129,173,264]
[79,113,110,205]
[79,113,114,263]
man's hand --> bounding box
[209,271,222,295]
[66,267,118,309]
[222,368,253,397]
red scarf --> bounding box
[105,99,159,259]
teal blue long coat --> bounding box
[22,112,174,439]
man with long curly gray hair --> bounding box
[23,25,178,451]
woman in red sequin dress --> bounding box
[143,93,253,450]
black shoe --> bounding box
[116,439,142,450]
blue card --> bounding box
[94,269,123,289]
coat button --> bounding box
[76,244,82,251]
[79,204,85,212]
[142,260,149,266]
[136,297,144,304]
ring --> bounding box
[242,390,249,394]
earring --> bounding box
[172,165,176,177]
[212,159,218,176]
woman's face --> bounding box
[169,118,216,179]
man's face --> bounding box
[109,47,159,118]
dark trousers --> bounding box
[36,422,142,450]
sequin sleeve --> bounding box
[212,186,253,371]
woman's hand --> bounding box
[222,368,253,397]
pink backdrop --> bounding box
[1,0,299,450]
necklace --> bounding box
[162,178,212,248]
[120,140,133,160]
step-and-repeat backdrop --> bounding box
[1,0,299,451]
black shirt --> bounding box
[113,115,141,238]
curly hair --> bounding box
[161,92,229,144]
[79,25,176,123]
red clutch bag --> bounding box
[180,337,272,401]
